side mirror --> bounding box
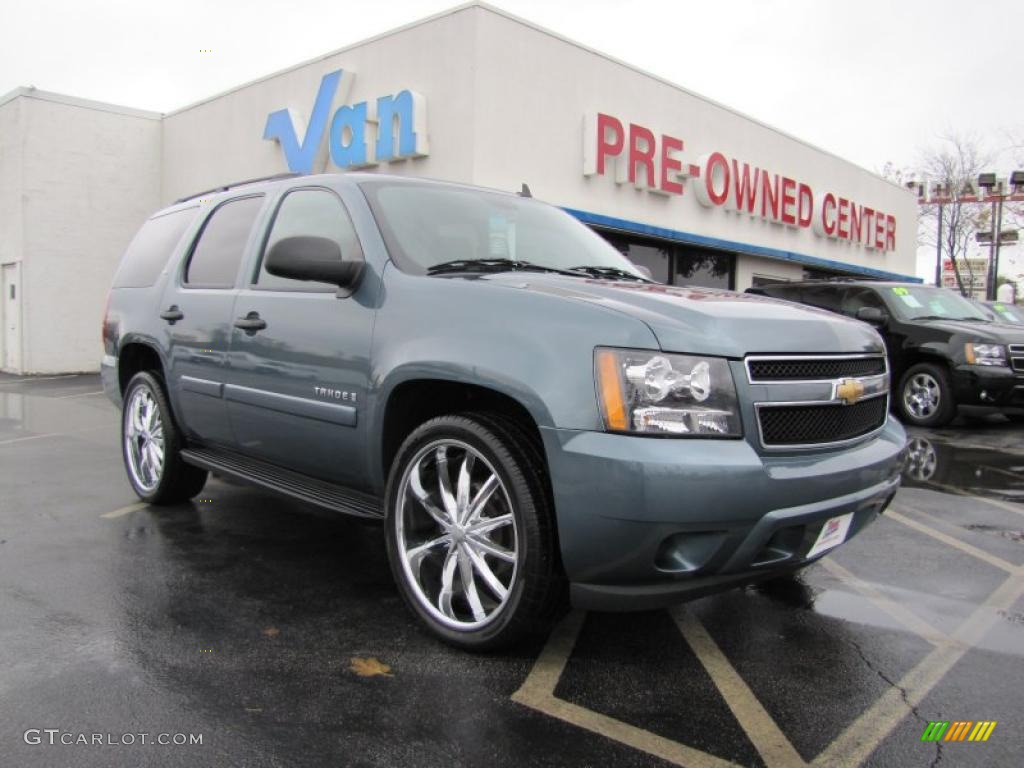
[856,306,886,326]
[264,236,363,290]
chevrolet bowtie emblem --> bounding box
[836,378,865,405]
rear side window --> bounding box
[112,207,198,288]
[254,188,362,291]
[184,196,264,288]
[798,286,843,312]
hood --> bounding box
[916,317,1024,345]
[480,274,883,357]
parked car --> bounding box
[980,299,1024,326]
[103,173,905,649]
[747,280,1024,427]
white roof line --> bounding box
[0,86,162,119]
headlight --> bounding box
[965,343,1006,367]
[595,348,741,436]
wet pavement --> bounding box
[1,373,1022,768]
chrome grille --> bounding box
[746,354,889,449]
[1009,344,1024,373]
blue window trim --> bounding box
[564,207,923,283]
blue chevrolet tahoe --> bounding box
[102,173,906,649]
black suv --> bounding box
[747,280,1024,427]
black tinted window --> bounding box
[799,286,843,312]
[841,288,886,317]
[255,189,362,291]
[185,196,264,287]
[112,207,198,288]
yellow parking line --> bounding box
[819,559,948,646]
[922,482,1024,518]
[811,572,1024,768]
[100,502,148,519]
[512,611,742,768]
[887,506,1019,575]
[672,607,807,768]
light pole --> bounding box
[978,171,1024,300]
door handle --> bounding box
[160,306,184,323]
[234,312,267,333]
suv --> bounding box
[103,174,905,649]
[748,280,1024,427]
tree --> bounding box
[915,134,991,296]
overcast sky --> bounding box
[3,0,1022,278]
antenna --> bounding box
[518,183,532,198]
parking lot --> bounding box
[1,372,1021,768]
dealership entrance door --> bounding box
[1,263,22,372]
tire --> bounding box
[897,363,956,427]
[384,413,561,650]
[121,371,208,504]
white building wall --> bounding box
[468,6,917,284]
[18,93,161,373]
[0,98,25,372]
[160,6,481,204]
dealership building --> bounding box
[0,1,918,374]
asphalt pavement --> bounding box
[1,373,1021,768]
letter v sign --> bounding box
[263,70,343,174]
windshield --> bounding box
[360,180,644,278]
[987,301,1024,325]
[883,285,990,322]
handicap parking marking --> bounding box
[512,611,743,768]
[671,606,806,768]
[514,496,1024,768]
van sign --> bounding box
[264,70,428,174]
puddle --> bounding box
[902,435,1024,503]
[962,523,1024,543]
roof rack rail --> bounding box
[174,173,301,204]
[799,276,881,283]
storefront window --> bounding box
[597,231,733,288]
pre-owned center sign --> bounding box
[583,113,897,252]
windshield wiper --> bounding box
[566,265,650,282]
[426,258,579,276]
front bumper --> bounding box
[541,417,906,611]
[951,364,1024,411]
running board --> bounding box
[180,447,383,520]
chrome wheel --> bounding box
[904,372,940,420]
[124,386,165,493]
[395,440,518,631]
[904,437,938,482]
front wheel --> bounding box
[897,363,956,427]
[384,414,561,650]
[121,371,208,504]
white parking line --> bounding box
[0,426,110,446]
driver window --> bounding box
[254,188,362,291]
[841,288,886,318]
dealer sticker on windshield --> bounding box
[807,512,854,558]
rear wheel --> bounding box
[384,414,560,650]
[897,363,956,427]
[122,371,208,504]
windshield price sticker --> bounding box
[899,294,923,308]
